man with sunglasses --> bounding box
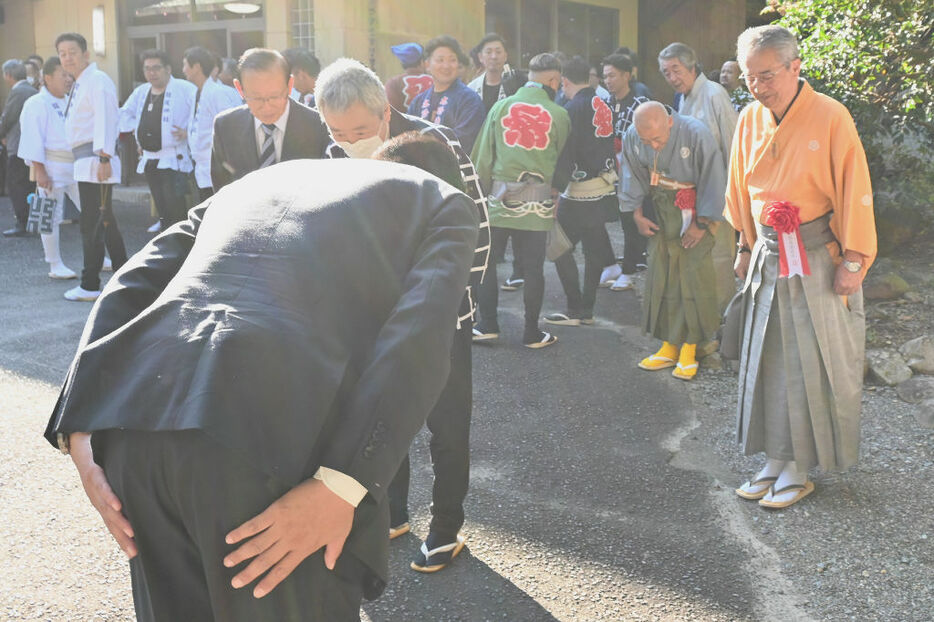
[119,49,196,231]
[211,48,328,192]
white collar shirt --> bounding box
[253,101,291,162]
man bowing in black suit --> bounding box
[211,48,328,191]
[45,157,479,621]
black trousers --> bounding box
[143,160,190,228]
[477,227,546,340]
[98,429,365,622]
[490,228,524,279]
[553,198,615,317]
[6,154,34,228]
[388,321,472,540]
[78,182,127,291]
[199,186,214,202]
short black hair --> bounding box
[140,49,171,69]
[184,46,215,76]
[237,48,291,82]
[55,32,88,53]
[477,33,506,51]
[602,53,634,74]
[562,56,591,85]
[614,46,639,66]
[282,48,321,78]
[42,56,62,78]
[24,59,41,73]
[528,52,562,74]
[424,35,468,66]
[27,54,43,66]
[221,57,238,76]
[374,132,465,193]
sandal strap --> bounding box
[749,476,778,487]
[422,535,464,559]
[770,482,807,496]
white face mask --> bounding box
[335,119,387,159]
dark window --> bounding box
[557,1,588,60]
[587,5,619,63]
[485,0,520,67]
[485,0,619,69]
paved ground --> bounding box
[0,193,930,621]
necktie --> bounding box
[260,123,277,168]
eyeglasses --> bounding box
[242,92,290,105]
[143,65,165,73]
[741,64,789,86]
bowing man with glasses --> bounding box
[210,48,329,192]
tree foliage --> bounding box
[770,0,933,241]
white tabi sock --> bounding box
[739,459,786,495]
[764,462,808,503]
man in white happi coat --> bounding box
[182,46,242,202]
[659,42,739,314]
[56,32,127,302]
[120,49,196,231]
[17,56,80,279]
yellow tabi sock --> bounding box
[638,342,679,371]
[672,343,698,380]
[658,342,679,361]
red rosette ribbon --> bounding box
[675,188,697,236]
[675,188,696,211]
[763,200,810,277]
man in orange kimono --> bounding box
[725,25,876,509]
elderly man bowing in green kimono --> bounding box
[619,101,727,380]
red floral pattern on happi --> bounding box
[402,74,433,107]
[763,201,801,234]
[674,188,697,211]
[591,96,613,138]
[501,102,553,150]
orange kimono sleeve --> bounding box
[827,108,877,271]
[724,111,753,239]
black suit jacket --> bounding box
[45,159,479,594]
[210,100,329,191]
[0,80,38,155]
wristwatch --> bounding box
[98,155,111,164]
[843,260,862,273]
[694,220,709,231]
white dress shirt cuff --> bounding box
[313,467,368,507]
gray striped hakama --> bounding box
[736,214,865,471]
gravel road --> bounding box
[0,196,930,621]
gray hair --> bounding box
[315,57,388,117]
[736,25,799,71]
[657,42,696,71]
[2,59,26,81]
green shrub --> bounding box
[770,0,933,248]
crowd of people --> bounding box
[0,22,876,621]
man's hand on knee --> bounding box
[224,478,354,599]
[70,432,137,559]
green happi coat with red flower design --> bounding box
[618,113,727,344]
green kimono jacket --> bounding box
[471,84,571,231]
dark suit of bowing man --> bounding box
[44,159,480,621]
